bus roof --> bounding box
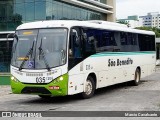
[17,20,155,35]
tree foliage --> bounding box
[135,27,160,38]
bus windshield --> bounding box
[11,28,68,70]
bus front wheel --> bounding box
[132,68,141,86]
[81,76,96,99]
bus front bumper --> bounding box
[10,74,68,96]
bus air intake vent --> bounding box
[21,87,51,94]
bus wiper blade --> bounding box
[19,41,35,71]
[39,39,51,71]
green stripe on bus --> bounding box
[90,51,156,57]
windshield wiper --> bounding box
[19,41,35,71]
[39,38,51,71]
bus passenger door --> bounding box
[68,28,83,70]
[68,27,85,95]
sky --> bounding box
[116,0,160,19]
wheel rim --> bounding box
[85,80,93,95]
[135,71,140,83]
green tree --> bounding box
[135,27,160,38]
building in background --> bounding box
[117,15,141,28]
[0,0,116,32]
[118,12,160,29]
[139,12,160,28]
[139,12,160,64]
[0,0,116,84]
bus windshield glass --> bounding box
[11,28,68,70]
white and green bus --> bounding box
[10,20,156,99]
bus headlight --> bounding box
[59,76,64,81]
[53,76,64,83]
[11,76,19,82]
[11,76,15,80]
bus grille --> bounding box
[21,87,51,94]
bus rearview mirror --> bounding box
[7,33,15,41]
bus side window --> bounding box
[83,29,97,56]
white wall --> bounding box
[125,20,140,28]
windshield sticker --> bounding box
[18,57,29,61]
[28,61,34,68]
[23,31,33,35]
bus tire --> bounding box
[81,76,96,99]
[38,95,51,99]
[132,68,141,86]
